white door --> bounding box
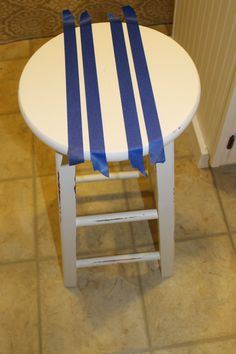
[211,73,236,167]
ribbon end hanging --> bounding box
[91,152,109,177]
[68,147,84,166]
[149,140,166,164]
[129,147,146,175]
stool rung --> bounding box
[76,170,148,183]
[76,209,158,227]
[76,251,160,268]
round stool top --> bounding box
[18,23,200,161]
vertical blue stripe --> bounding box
[108,14,145,174]
[62,10,84,165]
[80,11,108,177]
[122,6,165,164]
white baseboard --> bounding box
[190,115,209,168]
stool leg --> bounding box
[155,141,175,278]
[55,153,77,287]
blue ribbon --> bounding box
[80,11,109,177]
[122,6,165,164]
[62,10,84,165]
[108,14,145,174]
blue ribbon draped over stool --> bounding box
[62,10,84,165]
[80,11,108,177]
[62,6,165,176]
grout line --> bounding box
[122,177,153,353]
[0,172,57,184]
[0,175,33,183]
[210,168,236,254]
[0,232,230,267]
[150,333,236,352]
[0,257,36,267]
[176,231,229,242]
[112,348,151,354]
[136,269,155,354]
[0,110,20,116]
[32,136,43,354]
[0,57,30,63]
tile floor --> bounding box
[0,25,236,354]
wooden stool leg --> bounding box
[155,141,175,278]
[56,153,77,287]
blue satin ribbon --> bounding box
[108,14,145,175]
[122,6,165,164]
[80,11,109,177]
[62,10,84,165]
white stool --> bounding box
[18,23,200,287]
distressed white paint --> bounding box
[76,252,160,268]
[155,142,175,278]
[56,153,77,287]
[76,170,147,183]
[76,209,158,227]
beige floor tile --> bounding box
[175,158,227,239]
[233,233,236,249]
[39,260,149,354]
[0,57,28,81]
[175,126,194,159]
[0,79,20,114]
[213,164,236,231]
[0,178,35,263]
[36,175,60,259]
[0,262,39,354]
[139,236,236,348]
[124,157,227,246]
[77,178,127,215]
[77,178,135,257]
[123,176,158,252]
[0,114,33,179]
[79,161,121,175]
[34,136,56,176]
[153,338,236,353]
[77,222,134,258]
[0,40,30,61]
[0,47,30,115]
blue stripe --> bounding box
[122,6,165,164]
[62,10,84,165]
[80,11,109,177]
[108,14,145,174]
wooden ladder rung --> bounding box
[76,251,160,268]
[76,170,148,183]
[76,209,158,227]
